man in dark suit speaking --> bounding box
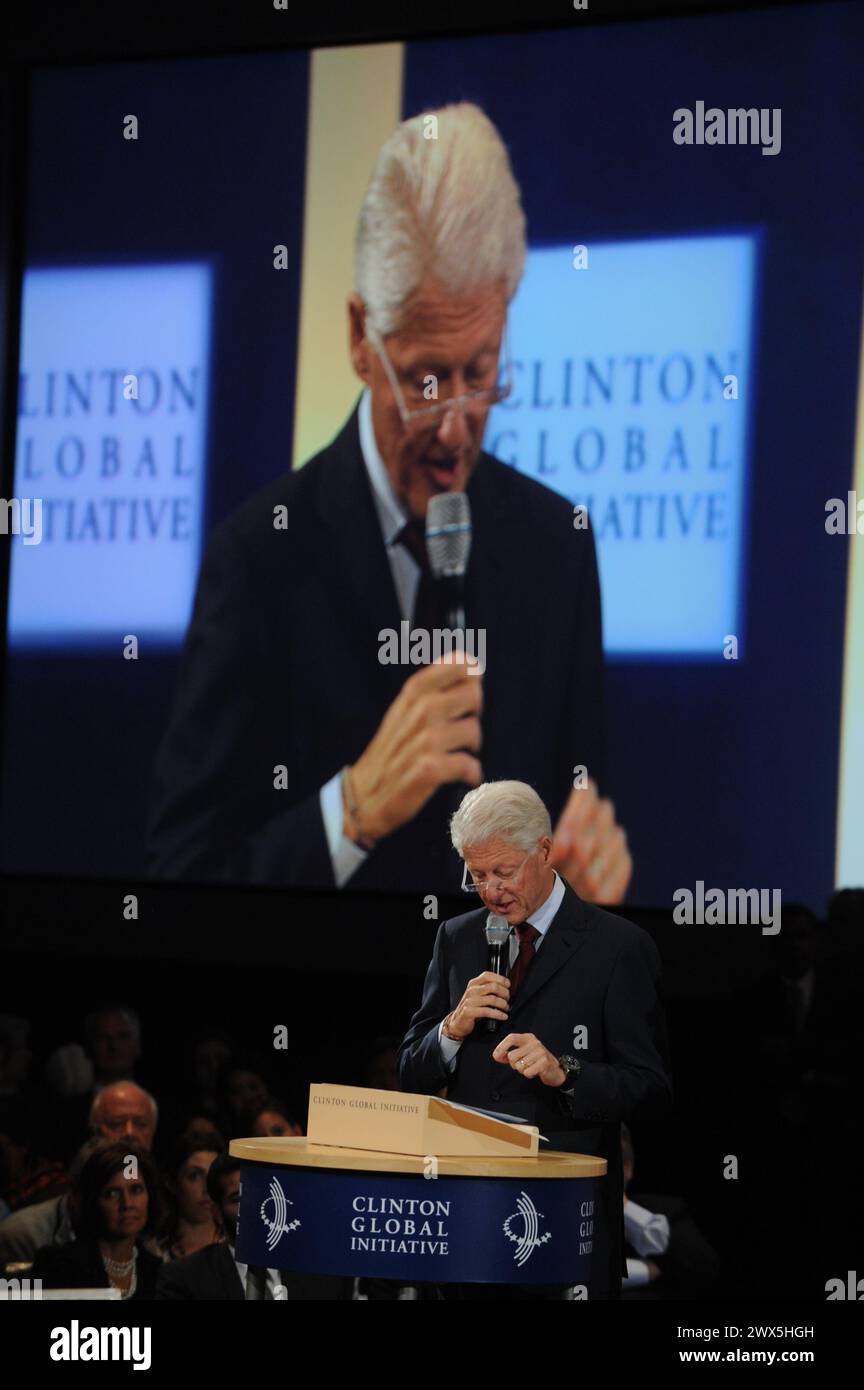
[397,780,672,1299]
[148,101,632,899]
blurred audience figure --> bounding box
[620,1124,720,1301]
[0,1139,103,1266]
[359,1035,401,1092]
[156,1132,225,1261]
[742,903,859,1134]
[41,1006,155,1161]
[44,1004,145,1098]
[213,1055,275,1138]
[240,1097,302,1138]
[0,1107,69,1216]
[31,1141,163,1299]
[738,899,863,1289]
[0,1015,33,1124]
[158,1029,236,1142]
[155,1153,348,1300]
[176,1116,226,1145]
[190,1030,234,1109]
[85,1004,145,1087]
[825,888,864,972]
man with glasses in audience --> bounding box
[398,781,672,1299]
[149,102,631,900]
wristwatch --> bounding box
[556,1054,582,1083]
[442,1014,461,1042]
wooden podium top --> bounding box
[229,1135,607,1179]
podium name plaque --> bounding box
[307,1081,541,1157]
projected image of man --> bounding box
[149,103,632,900]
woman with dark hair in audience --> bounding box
[31,1141,163,1299]
[212,1053,274,1137]
[239,1095,303,1138]
[156,1131,225,1261]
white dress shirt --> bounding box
[622,1199,671,1287]
[318,389,420,887]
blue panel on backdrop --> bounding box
[486,235,758,657]
[235,1162,598,1286]
[9,262,212,648]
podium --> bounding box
[229,1135,606,1292]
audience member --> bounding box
[0,1015,33,1121]
[212,1055,275,1138]
[359,1036,400,1092]
[620,1124,720,1300]
[239,1098,302,1138]
[156,1132,225,1260]
[157,1029,237,1142]
[0,1084,157,1267]
[90,1082,158,1151]
[155,1152,348,1300]
[41,1010,156,1161]
[31,1141,163,1299]
[0,1107,69,1214]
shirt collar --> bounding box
[523,870,565,939]
[358,387,408,546]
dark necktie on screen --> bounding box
[395,517,439,632]
[509,923,539,998]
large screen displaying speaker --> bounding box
[1,2,862,906]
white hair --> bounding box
[354,102,527,335]
[450,780,551,858]
[89,1082,158,1131]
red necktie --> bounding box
[509,923,539,997]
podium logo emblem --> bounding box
[503,1191,552,1267]
[259,1177,301,1252]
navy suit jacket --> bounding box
[148,397,605,893]
[397,881,673,1295]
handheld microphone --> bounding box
[426,492,472,631]
[484,912,511,1034]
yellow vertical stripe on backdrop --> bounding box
[292,43,404,471]
[835,276,864,887]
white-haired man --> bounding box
[150,103,631,900]
[398,780,672,1299]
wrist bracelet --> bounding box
[342,765,377,852]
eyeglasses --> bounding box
[366,317,513,436]
[461,853,531,895]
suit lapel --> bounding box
[463,454,508,627]
[462,906,491,980]
[509,883,589,1018]
[463,456,537,742]
[219,1243,245,1299]
[459,884,589,1018]
[316,397,404,702]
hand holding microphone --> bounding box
[442,957,511,1044]
[342,491,481,848]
